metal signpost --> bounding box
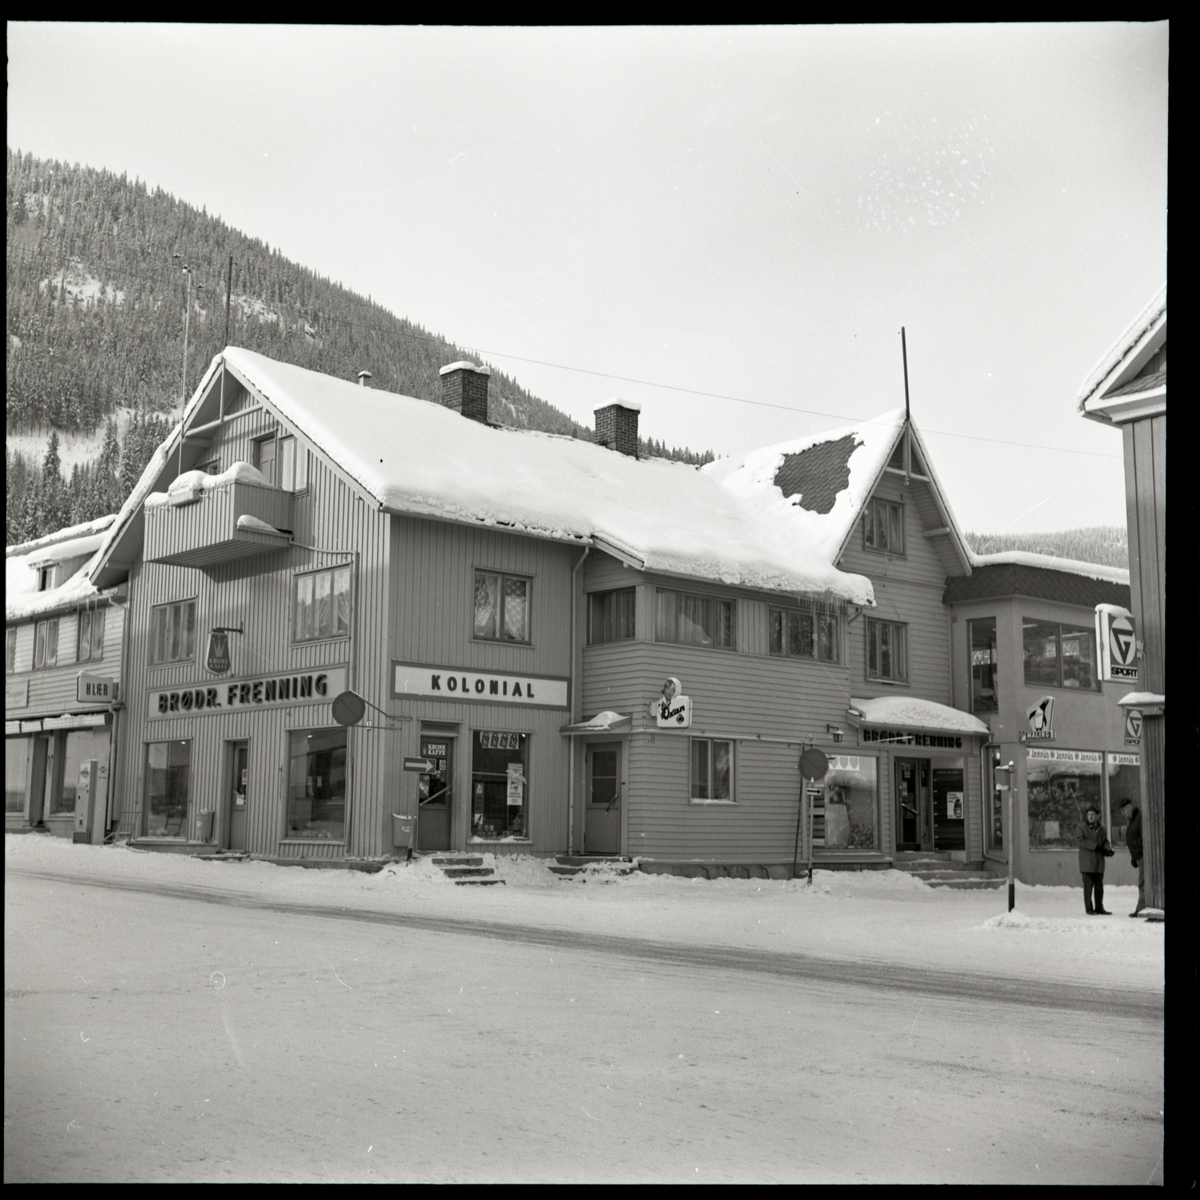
[795,747,830,884]
[995,760,1016,911]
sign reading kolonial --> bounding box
[148,666,347,718]
[392,662,569,709]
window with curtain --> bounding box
[768,604,840,662]
[149,601,196,666]
[294,566,352,643]
[474,571,531,643]
[588,588,636,644]
[655,590,734,649]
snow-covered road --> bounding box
[4,836,1164,1183]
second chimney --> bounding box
[439,361,491,424]
[594,398,641,457]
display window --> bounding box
[287,728,347,840]
[969,617,998,713]
[818,755,878,850]
[1026,748,1102,849]
[471,730,528,839]
[5,737,30,814]
[1105,752,1140,847]
[145,740,191,836]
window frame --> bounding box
[862,497,906,556]
[33,618,59,670]
[254,431,308,492]
[587,587,637,645]
[690,737,735,804]
[473,570,533,645]
[655,589,735,651]
[143,738,192,838]
[77,607,106,664]
[768,603,840,663]
[293,565,353,645]
[286,726,348,842]
[149,600,197,667]
[968,616,998,713]
[1022,617,1099,691]
[865,617,909,683]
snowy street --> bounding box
[4,836,1163,1184]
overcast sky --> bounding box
[7,23,1167,536]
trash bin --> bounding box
[391,813,414,851]
[195,811,215,842]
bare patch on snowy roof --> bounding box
[773,434,861,515]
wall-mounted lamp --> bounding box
[826,725,845,744]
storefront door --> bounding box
[227,741,249,852]
[895,757,931,851]
[584,742,621,855]
[417,736,452,852]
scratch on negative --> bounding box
[331,966,351,988]
[909,1003,925,1041]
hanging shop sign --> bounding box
[148,666,347,718]
[1095,605,1138,682]
[392,662,569,709]
[652,677,692,728]
[1022,695,1055,741]
[1124,708,1142,746]
[77,672,117,705]
[206,630,231,674]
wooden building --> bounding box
[6,517,126,841]
[1077,286,1165,911]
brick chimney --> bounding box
[439,361,491,424]
[594,398,641,457]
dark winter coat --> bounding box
[1125,807,1143,866]
[1076,820,1113,875]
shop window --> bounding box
[5,738,30,814]
[77,608,106,663]
[1026,748,1103,849]
[144,740,191,837]
[471,730,528,838]
[863,498,905,555]
[816,754,878,849]
[588,588,636,644]
[1105,752,1141,848]
[474,572,530,644]
[691,738,734,802]
[768,603,840,663]
[287,728,347,840]
[969,617,998,712]
[33,619,59,670]
[866,618,907,683]
[656,590,734,650]
[1023,619,1097,690]
[150,600,196,666]
[294,566,351,643]
[5,628,15,674]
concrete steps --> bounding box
[891,851,1004,890]
[430,855,505,885]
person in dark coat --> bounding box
[1119,797,1145,917]
[1076,803,1114,915]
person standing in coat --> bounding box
[1119,797,1145,917]
[1076,803,1114,915]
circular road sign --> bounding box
[799,747,830,780]
[331,690,367,727]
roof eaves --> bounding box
[1076,286,1167,412]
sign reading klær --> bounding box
[148,666,347,718]
[392,662,569,709]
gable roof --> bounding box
[703,409,974,575]
[1077,285,1166,423]
[943,556,1131,609]
[92,347,876,606]
[6,515,119,622]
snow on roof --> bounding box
[220,347,874,604]
[5,517,120,622]
[849,696,991,736]
[967,549,1129,586]
[144,461,273,508]
[1076,285,1166,410]
[702,410,907,564]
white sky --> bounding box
[6,23,1167,535]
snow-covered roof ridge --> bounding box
[6,513,117,559]
[967,548,1130,586]
[1076,284,1166,411]
[217,347,875,605]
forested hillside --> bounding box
[6,148,712,545]
[963,527,1128,570]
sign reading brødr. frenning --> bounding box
[148,666,347,718]
[392,662,569,709]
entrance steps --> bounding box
[891,851,1004,890]
[549,855,638,878]
[430,855,505,885]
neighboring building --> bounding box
[90,348,888,866]
[944,553,1139,887]
[5,516,126,840]
[1077,286,1165,910]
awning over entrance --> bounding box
[847,696,990,740]
[559,710,632,736]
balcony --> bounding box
[144,477,293,570]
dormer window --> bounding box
[37,566,53,592]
